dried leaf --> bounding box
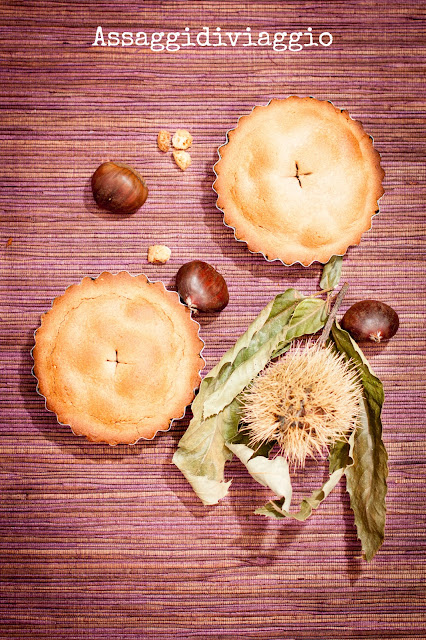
[173,289,327,505]
[173,398,241,506]
[171,460,232,505]
[229,429,276,459]
[320,255,343,291]
[255,431,354,521]
[226,442,292,510]
[331,321,388,561]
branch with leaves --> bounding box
[173,256,387,561]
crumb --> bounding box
[6,238,13,248]
[172,129,193,150]
[147,245,171,264]
[157,130,171,152]
[173,150,191,171]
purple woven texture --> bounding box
[1,1,425,638]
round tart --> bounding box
[214,97,385,266]
[32,272,204,445]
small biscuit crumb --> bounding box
[147,245,171,264]
[157,130,171,152]
[173,150,191,171]
[172,129,193,150]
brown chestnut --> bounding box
[176,261,229,313]
[91,161,148,214]
[341,300,399,343]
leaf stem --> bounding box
[317,282,349,347]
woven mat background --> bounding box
[1,1,425,638]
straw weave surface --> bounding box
[1,1,425,638]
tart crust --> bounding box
[214,97,385,266]
[32,272,204,445]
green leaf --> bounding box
[331,321,388,562]
[203,297,327,419]
[206,288,303,384]
[173,288,327,505]
[329,438,352,474]
[201,290,303,419]
[320,255,343,291]
[255,431,354,521]
[274,297,328,348]
[226,442,293,510]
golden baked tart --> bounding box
[214,97,385,266]
[32,272,204,445]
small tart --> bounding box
[32,272,204,445]
[214,97,385,266]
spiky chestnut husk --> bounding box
[241,343,362,468]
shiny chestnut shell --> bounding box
[176,261,229,313]
[341,300,399,343]
[91,161,148,215]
